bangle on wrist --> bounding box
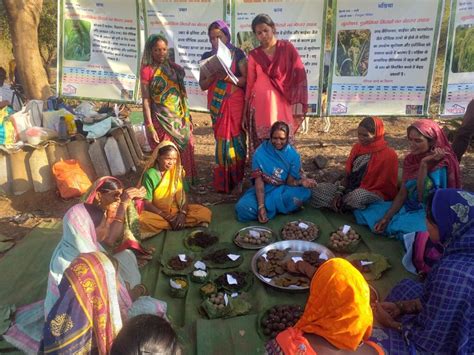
[109,217,124,223]
[396,301,404,314]
[258,204,265,210]
[179,209,187,215]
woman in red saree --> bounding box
[311,117,398,211]
[245,13,308,156]
[199,20,247,193]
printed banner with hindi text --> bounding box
[144,0,226,111]
[233,0,327,115]
[328,0,443,116]
[440,0,474,116]
[58,0,141,102]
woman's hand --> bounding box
[174,211,187,230]
[258,206,269,224]
[374,216,390,233]
[373,302,402,330]
[121,187,146,203]
[301,178,317,188]
[148,126,160,144]
[422,147,445,165]
[378,302,401,319]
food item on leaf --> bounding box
[168,255,193,270]
[208,292,227,310]
[188,231,218,248]
[203,248,234,264]
[215,271,247,291]
[350,259,372,273]
[281,221,318,241]
[261,304,304,338]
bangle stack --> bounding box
[258,204,265,210]
[179,209,187,215]
[146,124,155,132]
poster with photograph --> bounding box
[328,0,444,116]
[440,0,474,116]
[233,0,327,115]
[144,0,226,110]
[58,0,141,102]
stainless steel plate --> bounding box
[280,220,319,241]
[233,226,275,250]
[251,240,335,291]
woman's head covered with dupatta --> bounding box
[270,121,290,150]
[111,314,181,355]
[142,34,169,67]
[294,258,373,350]
[426,188,474,246]
[403,119,461,187]
[208,20,233,53]
[357,116,382,146]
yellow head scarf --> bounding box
[294,258,373,350]
[140,140,186,209]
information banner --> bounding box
[58,0,140,102]
[328,0,443,116]
[440,0,474,116]
[233,0,326,115]
[144,0,226,111]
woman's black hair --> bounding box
[97,178,122,193]
[158,144,178,157]
[359,116,376,134]
[251,14,276,33]
[425,191,437,225]
[270,121,290,139]
[111,315,180,355]
[83,203,105,228]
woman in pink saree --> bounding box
[244,13,308,157]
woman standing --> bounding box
[245,14,308,156]
[200,20,247,194]
[141,34,197,186]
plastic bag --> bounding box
[52,159,92,199]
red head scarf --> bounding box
[345,117,398,200]
[403,119,461,188]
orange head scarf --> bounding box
[345,117,398,200]
[294,258,373,351]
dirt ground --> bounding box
[1,112,473,248]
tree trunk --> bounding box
[3,0,52,100]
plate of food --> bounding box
[233,226,275,249]
[280,220,319,241]
[202,243,244,269]
[258,304,304,339]
[251,240,334,291]
[328,225,361,253]
[346,253,391,280]
[184,229,219,252]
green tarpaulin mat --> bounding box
[0,205,414,354]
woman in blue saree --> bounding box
[354,119,461,238]
[371,189,474,354]
[235,121,316,222]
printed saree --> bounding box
[41,252,122,354]
[82,176,151,256]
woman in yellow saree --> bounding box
[139,141,212,234]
